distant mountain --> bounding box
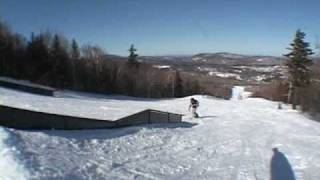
[195,52,250,59]
[133,52,285,66]
[138,55,192,63]
[104,52,286,84]
[106,52,285,66]
[192,52,285,66]
[104,54,127,61]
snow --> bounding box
[233,66,281,73]
[1,86,320,179]
[197,67,242,80]
[248,66,281,73]
[0,87,184,121]
[209,72,242,80]
[192,57,208,62]
[231,86,251,100]
[0,127,30,180]
[252,75,268,82]
[192,57,202,61]
[153,65,171,69]
[216,53,247,59]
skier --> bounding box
[188,98,199,118]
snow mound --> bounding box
[231,86,252,100]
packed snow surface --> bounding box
[0,87,184,121]
[1,87,320,179]
[0,127,30,179]
[153,65,171,69]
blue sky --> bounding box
[1,0,320,56]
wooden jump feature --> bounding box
[0,77,183,130]
[0,105,183,130]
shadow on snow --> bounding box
[270,148,296,180]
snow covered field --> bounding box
[1,87,320,179]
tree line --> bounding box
[0,21,200,98]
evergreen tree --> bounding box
[10,33,27,78]
[0,22,26,78]
[0,21,10,76]
[127,44,138,67]
[26,33,50,80]
[284,29,314,109]
[71,39,80,60]
[71,39,80,89]
[191,79,200,95]
[51,34,71,87]
[174,70,183,97]
[124,44,139,95]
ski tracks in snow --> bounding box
[2,94,320,179]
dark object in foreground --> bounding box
[0,105,183,130]
[270,148,296,180]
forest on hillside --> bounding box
[0,21,208,98]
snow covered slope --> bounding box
[0,87,186,121]
[1,87,320,179]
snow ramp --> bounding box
[0,105,183,130]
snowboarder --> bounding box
[188,98,199,118]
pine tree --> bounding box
[127,44,139,68]
[284,29,314,109]
[0,21,10,76]
[71,39,80,89]
[71,39,80,60]
[51,34,70,88]
[26,33,50,80]
[174,70,183,97]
